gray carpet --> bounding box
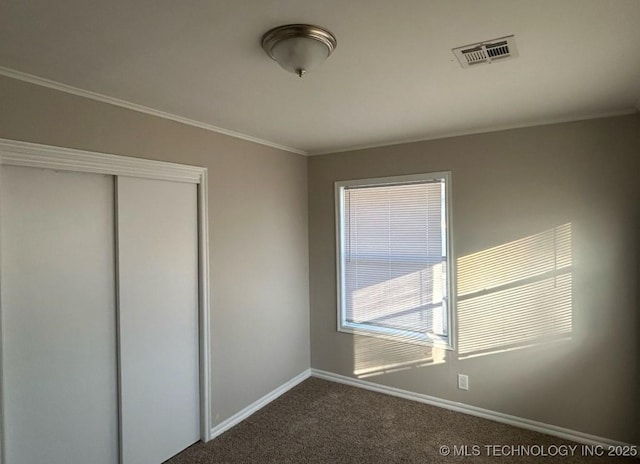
[166,378,634,463]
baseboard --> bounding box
[208,367,634,448]
[209,369,311,440]
[311,368,634,448]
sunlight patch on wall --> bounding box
[457,224,572,358]
[353,335,447,378]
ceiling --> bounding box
[1,0,639,155]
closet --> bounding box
[0,140,210,464]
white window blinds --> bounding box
[336,173,453,347]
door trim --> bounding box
[0,138,204,183]
[0,138,213,464]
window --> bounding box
[335,172,454,348]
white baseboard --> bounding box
[209,369,311,440]
[311,368,634,448]
[207,367,634,448]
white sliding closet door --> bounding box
[116,176,200,464]
[0,166,118,464]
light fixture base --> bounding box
[261,24,337,76]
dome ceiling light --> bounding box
[261,24,337,77]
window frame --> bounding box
[334,171,456,350]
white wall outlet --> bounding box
[458,374,469,390]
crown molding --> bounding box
[310,108,638,156]
[1,66,636,158]
[0,66,307,156]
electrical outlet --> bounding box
[458,374,469,391]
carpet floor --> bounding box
[166,378,634,463]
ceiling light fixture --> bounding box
[261,24,337,77]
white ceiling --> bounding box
[1,0,639,155]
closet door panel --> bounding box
[0,166,118,464]
[116,176,199,464]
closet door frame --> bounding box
[0,138,212,463]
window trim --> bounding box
[334,172,456,350]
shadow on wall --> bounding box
[352,224,573,377]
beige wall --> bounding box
[0,75,310,427]
[308,115,640,443]
[3,71,638,444]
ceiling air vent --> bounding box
[452,35,518,68]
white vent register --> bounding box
[453,35,518,68]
